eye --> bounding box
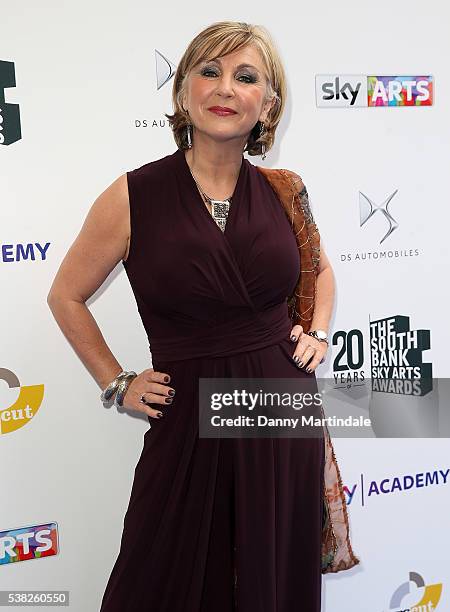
[200,68,218,77]
[237,74,257,84]
[199,67,257,84]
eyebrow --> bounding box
[203,58,261,73]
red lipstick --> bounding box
[208,106,237,116]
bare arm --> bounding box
[47,174,131,390]
[46,174,174,416]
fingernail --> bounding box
[290,335,297,342]
[164,376,170,382]
[168,389,175,396]
[165,397,173,404]
[292,355,299,363]
[157,412,164,418]
[306,367,311,373]
[298,360,304,367]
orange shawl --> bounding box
[256,166,360,574]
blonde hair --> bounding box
[164,21,287,156]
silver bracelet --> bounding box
[114,373,137,408]
[100,370,136,402]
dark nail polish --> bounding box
[165,397,173,404]
[157,412,164,418]
[164,376,170,383]
[168,389,175,396]
[290,335,297,342]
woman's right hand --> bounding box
[122,368,175,419]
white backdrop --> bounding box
[1,1,449,610]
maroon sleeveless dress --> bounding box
[99,148,325,612]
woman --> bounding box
[47,21,353,612]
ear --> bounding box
[259,95,276,123]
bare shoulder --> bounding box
[90,173,131,261]
[77,172,132,261]
[91,173,130,237]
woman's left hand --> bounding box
[290,325,328,373]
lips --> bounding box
[208,106,237,116]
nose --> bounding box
[214,72,235,98]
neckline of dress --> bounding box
[174,147,248,236]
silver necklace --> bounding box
[187,166,234,233]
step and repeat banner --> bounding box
[1,2,449,611]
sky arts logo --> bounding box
[343,467,448,507]
[0,368,44,435]
[0,523,58,565]
[383,571,443,611]
[315,75,433,107]
[332,314,432,393]
[0,60,21,145]
[370,315,432,395]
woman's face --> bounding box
[182,44,275,147]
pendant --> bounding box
[210,199,231,233]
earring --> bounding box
[186,123,192,149]
[259,121,266,160]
